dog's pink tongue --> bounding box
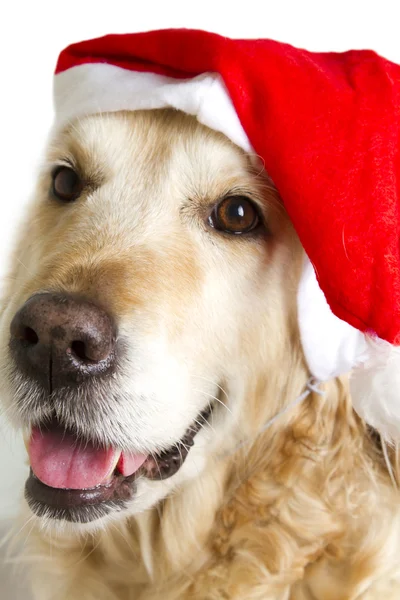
[28,427,120,490]
[116,452,147,477]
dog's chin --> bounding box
[25,405,213,524]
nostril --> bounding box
[70,340,91,362]
[69,338,113,364]
[18,326,39,346]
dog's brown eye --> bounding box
[52,167,82,202]
[209,196,260,235]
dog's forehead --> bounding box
[51,110,253,203]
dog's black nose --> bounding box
[9,293,116,388]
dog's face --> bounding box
[0,110,302,528]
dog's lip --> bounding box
[25,404,213,521]
[26,467,135,511]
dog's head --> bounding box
[0,109,303,527]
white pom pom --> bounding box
[350,339,400,442]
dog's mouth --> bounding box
[25,406,212,523]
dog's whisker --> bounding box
[193,416,215,436]
[71,530,90,566]
[15,257,35,277]
[178,442,190,454]
[20,518,39,559]
[192,388,233,416]
[0,402,18,421]
[150,450,165,482]
[175,443,185,464]
[71,533,102,569]
[190,375,230,404]
[109,522,136,555]
[4,515,36,556]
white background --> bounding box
[0,0,399,563]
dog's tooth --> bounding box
[105,452,121,479]
[23,431,32,453]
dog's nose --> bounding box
[9,293,116,388]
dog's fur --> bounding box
[2,109,400,599]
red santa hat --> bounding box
[53,29,400,440]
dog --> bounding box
[1,108,400,599]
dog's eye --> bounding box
[52,167,82,202]
[208,196,260,235]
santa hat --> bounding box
[53,29,400,440]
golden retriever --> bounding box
[1,109,400,600]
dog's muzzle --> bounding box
[8,292,214,522]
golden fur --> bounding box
[2,110,400,599]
